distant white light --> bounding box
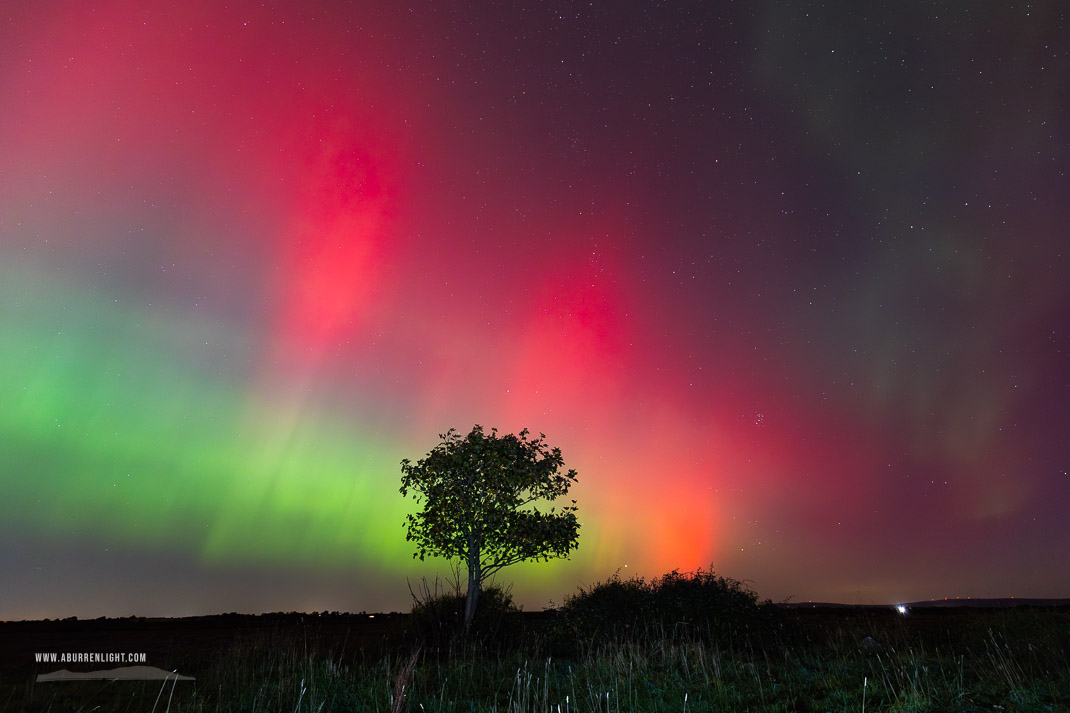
[895,605,907,615]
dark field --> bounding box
[2,604,1068,712]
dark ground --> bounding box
[0,612,412,684]
[3,602,1066,685]
[2,603,1070,710]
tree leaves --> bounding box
[399,424,580,585]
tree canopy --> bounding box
[400,425,580,631]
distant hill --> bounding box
[781,598,1070,609]
[905,598,1070,609]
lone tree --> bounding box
[400,425,580,632]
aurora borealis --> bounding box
[1,1,1068,618]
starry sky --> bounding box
[1,0,1068,619]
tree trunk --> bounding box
[463,541,481,634]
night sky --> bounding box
[2,1,1068,619]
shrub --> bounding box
[651,568,764,632]
[556,565,773,652]
[406,578,521,655]
[559,571,652,638]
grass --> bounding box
[5,580,1069,712]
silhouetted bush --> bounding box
[406,578,521,655]
[555,566,774,653]
[652,568,766,631]
[559,571,652,637]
